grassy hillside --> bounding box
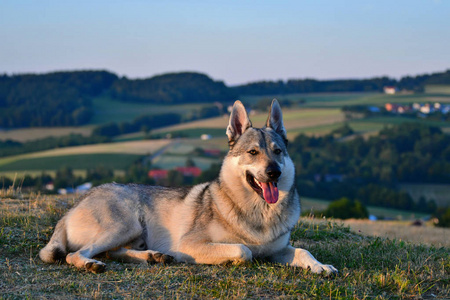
[0,154,142,172]
[301,197,429,220]
[90,96,210,125]
[399,184,450,208]
[425,85,450,94]
[2,90,449,143]
[0,140,170,167]
[0,194,448,299]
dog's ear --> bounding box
[226,100,252,146]
[266,99,287,141]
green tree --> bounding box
[324,197,368,219]
[435,207,450,228]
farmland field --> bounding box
[152,108,345,135]
[302,199,449,247]
[341,219,450,248]
[90,96,208,124]
[0,127,94,142]
[301,197,428,220]
[0,140,171,176]
[425,84,450,95]
[399,183,450,207]
[0,153,142,172]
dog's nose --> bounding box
[266,165,281,180]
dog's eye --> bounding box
[274,149,282,155]
[248,150,258,155]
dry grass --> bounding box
[341,219,450,248]
[0,127,94,142]
[0,140,172,168]
[152,108,345,133]
[1,194,449,299]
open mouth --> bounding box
[246,171,279,204]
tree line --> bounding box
[0,71,235,129]
[0,71,117,127]
[288,123,449,213]
[232,69,450,95]
[2,69,450,129]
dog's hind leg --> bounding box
[65,225,142,273]
[106,248,174,264]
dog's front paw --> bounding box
[309,263,338,275]
[85,261,106,273]
[152,252,174,264]
[232,245,252,265]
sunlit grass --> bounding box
[1,193,448,299]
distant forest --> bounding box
[1,69,450,128]
[232,69,450,95]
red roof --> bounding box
[204,149,221,156]
[148,169,169,179]
[176,167,202,177]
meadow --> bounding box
[0,140,171,174]
[90,96,209,125]
[301,198,429,220]
[0,193,448,299]
[399,184,450,208]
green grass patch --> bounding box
[1,195,448,299]
[91,96,207,125]
[152,154,219,171]
[425,85,450,95]
[399,183,450,208]
[302,197,429,220]
[0,153,142,172]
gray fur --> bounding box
[39,99,338,275]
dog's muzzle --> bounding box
[246,171,279,204]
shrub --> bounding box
[324,197,369,219]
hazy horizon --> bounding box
[1,0,449,85]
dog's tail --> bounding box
[39,217,68,263]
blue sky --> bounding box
[1,0,449,85]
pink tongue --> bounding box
[260,182,279,204]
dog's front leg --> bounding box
[177,240,252,265]
[269,245,338,275]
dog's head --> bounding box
[223,99,294,205]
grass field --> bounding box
[90,96,208,125]
[0,140,171,168]
[399,183,450,208]
[425,85,450,95]
[0,154,142,172]
[0,127,94,143]
[0,194,448,299]
[341,219,450,248]
[301,197,429,220]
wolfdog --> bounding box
[40,100,337,275]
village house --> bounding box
[385,102,450,115]
[383,86,398,94]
